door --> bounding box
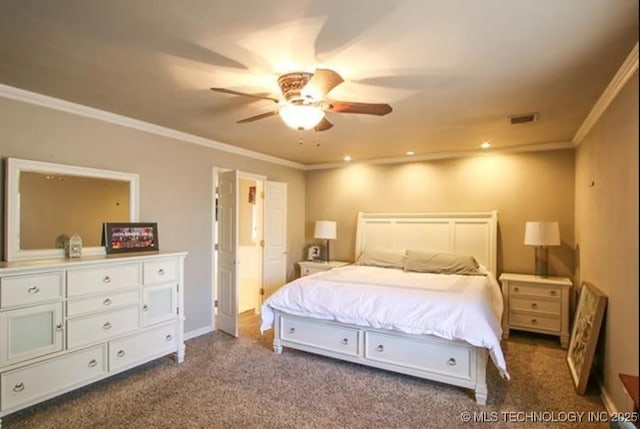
[262,181,287,298]
[217,170,239,337]
[142,283,177,326]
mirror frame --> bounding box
[4,158,139,261]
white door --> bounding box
[217,170,239,337]
[262,181,287,298]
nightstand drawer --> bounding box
[301,267,323,276]
[510,312,560,332]
[510,297,560,315]
[510,282,561,299]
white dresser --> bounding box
[0,251,187,425]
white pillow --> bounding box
[355,249,405,269]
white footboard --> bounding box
[272,310,489,405]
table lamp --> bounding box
[524,221,560,277]
[314,220,337,262]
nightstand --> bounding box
[499,273,572,348]
[297,260,350,277]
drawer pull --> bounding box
[550,290,557,296]
[531,319,538,325]
[447,358,457,366]
[103,298,112,306]
[513,287,520,293]
[166,334,173,341]
[143,304,149,312]
[103,322,112,330]
[27,285,40,294]
[88,359,98,368]
[13,382,25,392]
[103,276,111,283]
[288,327,295,334]
[531,303,538,309]
[340,338,349,345]
[376,344,384,352]
[56,323,63,332]
[117,350,126,358]
[158,268,165,275]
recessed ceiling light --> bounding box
[481,141,491,149]
[344,155,352,162]
[406,151,415,156]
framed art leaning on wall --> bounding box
[566,281,607,395]
[103,222,159,254]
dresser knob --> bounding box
[531,303,538,309]
[165,334,173,341]
[103,276,111,283]
[103,322,112,330]
[531,319,538,325]
[56,323,63,332]
[341,338,349,345]
[158,268,165,275]
[447,358,457,366]
[13,382,25,392]
[117,350,126,358]
[288,327,295,334]
[27,285,40,294]
[550,290,557,296]
[103,298,112,306]
[376,345,385,352]
[513,287,520,293]
[88,359,98,368]
[143,304,149,312]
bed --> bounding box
[261,211,507,404]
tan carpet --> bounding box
[2,313,607,428]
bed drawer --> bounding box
[67,263,142,297]
[280,316,359,357]
[509,282,560,299]
[509,312,560,332]
[364,332,472,380]
[510,297,560,315]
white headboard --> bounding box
[355,211,498,274]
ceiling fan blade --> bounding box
[236,110,279,123]
[210,87,279,103]
[328,100,392,116]
[303,69,344,99]
[314,117,334,132]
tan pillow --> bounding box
[404,250,482,275]
[355,249,405,269]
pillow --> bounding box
[403,250,483,275]
[355,249,405,269]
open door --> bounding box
[217,170,239,337]
[262,181,287,298]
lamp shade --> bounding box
[314,220,337,240]
[279,104,325,130]
[524,221,560,246]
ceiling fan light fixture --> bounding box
[279,104,325,130]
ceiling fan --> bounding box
[210,68,392,132]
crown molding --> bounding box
[572,42,639,145]
[304,141,574,171]
[0,83,305,170]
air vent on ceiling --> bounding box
[509,113,538,125]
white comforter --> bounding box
[261,265,509,379]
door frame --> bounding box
[211,166,266,331]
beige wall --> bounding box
[0,96,306,334]
[305,150,575,277]
[575,71,638,412]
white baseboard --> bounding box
[184,325,214,341]
[600,380,619,414]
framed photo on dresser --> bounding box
[103,222,159,254]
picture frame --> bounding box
[103,222,159,254]
[566,281,607,395]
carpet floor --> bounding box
[2,312,607,428]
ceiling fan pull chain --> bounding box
[298,133,303,145]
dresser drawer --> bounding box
[67,306,139,349]
[364,331,472,380]
[281,316,359,356]
[67,263,142,297]
[509,282,561,299]
[0,272,64,308]
[509,312,560,332]
[109,322,177,371]
[143,259,177,285]
[67,290,140,317]
[1,344,106,411]
[510,297,561,315]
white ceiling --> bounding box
[0,0,637,166]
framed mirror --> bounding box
[4,158,139,261]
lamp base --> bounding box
[534,246,549,277]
